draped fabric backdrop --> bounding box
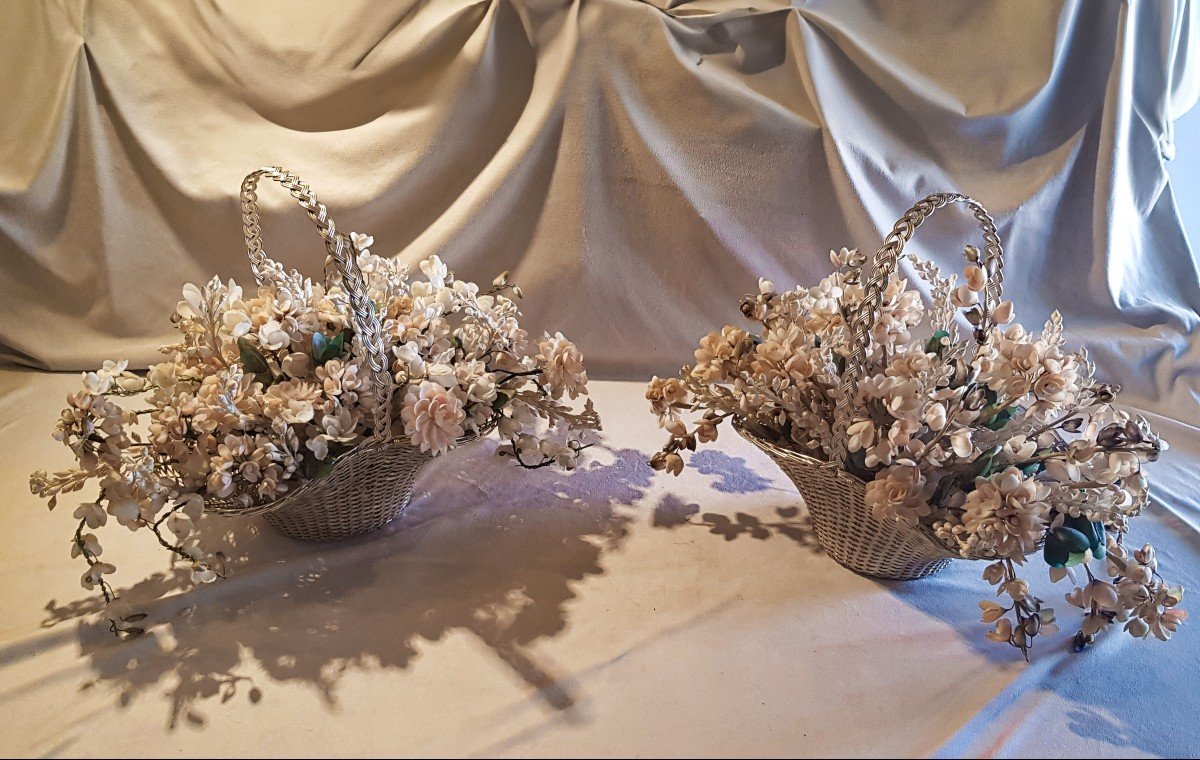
[4,3,1200,756]
[1,0,1196,390]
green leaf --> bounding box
[312,331,347,365]
[322,332,345,361]
[237,338,271,375]
[924,329,950,355]
[1065,551,1090,567]
[957,445,1004,485]
[1063,515,1107,557]
[302,456,336,481]
[1043,539,1070,568]
[1052,526,1092,553]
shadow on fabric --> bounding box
[650,448,822,551]
[650,445,1200,756]
[42,442,645,730]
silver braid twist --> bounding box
[240,167,394,441]
[831,193,1005,464]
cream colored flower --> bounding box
[646,376,689,416]
[426,362,458,388]
[950,430,973,458]
[693,326,746,381]
[401,380,466,455]
[257,319,290,351]
[264,380,322,424]
[865,465,931,526]
[281,352,311,378]
[951,285,978,308]
[991,300,1014,324]
[962,466,1050,559]
[846,419,876,452]
[925,402,948,430]
[964,265,987,292]
[419,255,449,288]
[538,332,588,400]
[456,361,497,405]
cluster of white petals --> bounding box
[648,244,1178,654]
[32,244,599,618]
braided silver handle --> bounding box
[831,193,1005,463]
[240,167,393,440]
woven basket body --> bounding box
[199,167,494,542]
[737,422,957,581]
[725,193,1008,580]
[262,441,432,541]
[260,430,486,542]
[206,425,491,542]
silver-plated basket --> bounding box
[201,167,491,542]
[211,427,493,542]
[737,193,1010,580]
[736,419,955,580]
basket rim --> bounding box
[732,416,966,562]
[203,416,498,518]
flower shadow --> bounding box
[879,506,1200,757]
[44,441,645,730]
[650,448,822,552]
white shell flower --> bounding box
[222,309,253,338]
[400,380,466,455]
[426,363,457,389]
[191,563,218,584]
[985,618,1013,643]
[1002,435,1037,461]
[281,352,311,378]
[924,403,948,431]
[393,342,426,379]
[81,562,116,590]
[991,300,1014,324]
[951,285,978,308]
[865,465,931,526]
[950,430,973,458]
[257,319,290,351]
[73,502,107,529]
[166,512,194,539]
[964,265,987,292]
[538,332,588,400]
[846,419,876,452]
[70,533,102,559]
[419,255,449,288]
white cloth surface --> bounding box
[1,371,1198,758]
[2,1,1198,422]
[3,0,1200,756]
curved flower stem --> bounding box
[495,368,543,385]
[915,401,965,467]
[74,516,115,604]
[1024,413,1080,442]
[1003,558,1034,661]
[146,505,204,565]
[502,438,594,469]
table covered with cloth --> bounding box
[1,370,1197,758]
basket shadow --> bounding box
[45,442,646,730]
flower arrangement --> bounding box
[647,195,1183,655]
[30,234,599,610]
